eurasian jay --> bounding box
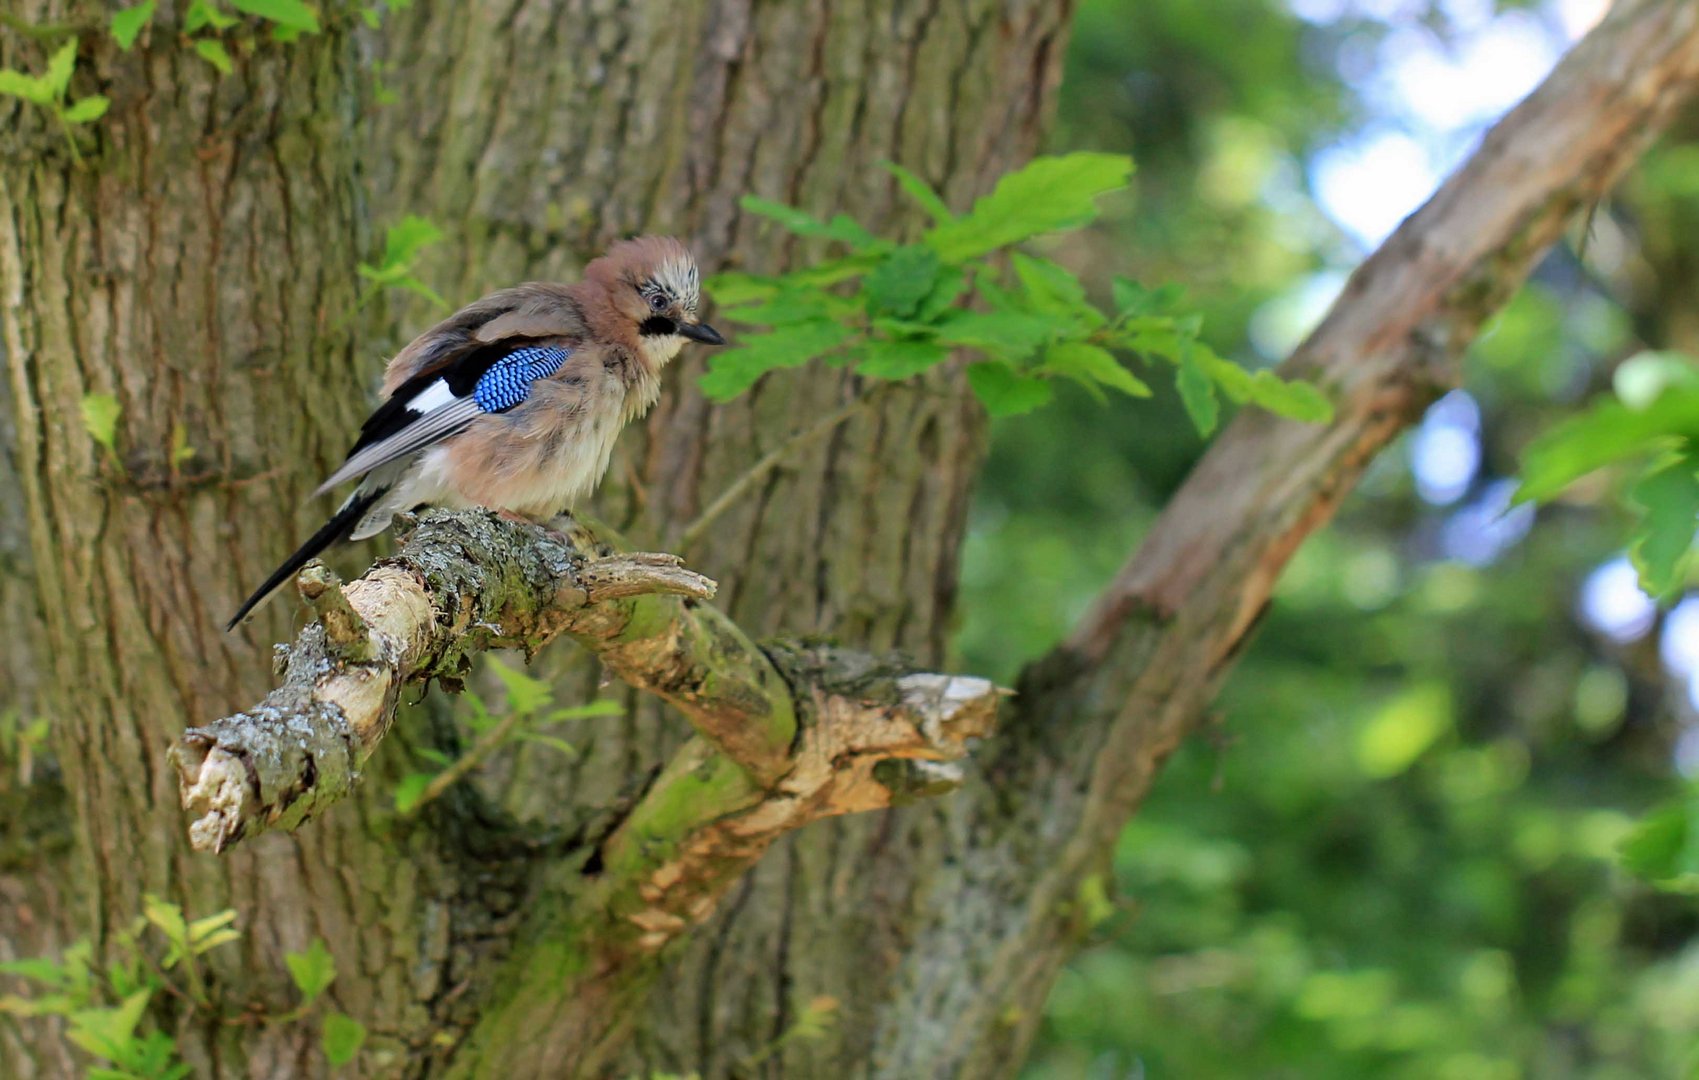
[227,235,723,630]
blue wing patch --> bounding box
[472,345,571,413]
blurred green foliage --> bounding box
[953,0,1699,1074]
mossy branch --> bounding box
[169,510,1000,856]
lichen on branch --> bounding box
[169,510,1001,858]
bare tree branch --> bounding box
[1071,0,1699,669]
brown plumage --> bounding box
[227,236,723,630]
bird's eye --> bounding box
[648,292,669,312]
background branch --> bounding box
[870,2,1699,1072]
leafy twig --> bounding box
[402,707,527,814]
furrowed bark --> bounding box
[362,2,1071,1071]
[2,2,1064,1073]
[867,2,1699,1074]
[1,14,376,1076]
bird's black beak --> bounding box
[679,321,726,346]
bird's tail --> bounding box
[225,486,387,632]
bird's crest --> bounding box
[595,236,701,317]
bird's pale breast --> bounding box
[438,367,632,517]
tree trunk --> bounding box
[0,1,1068,1075]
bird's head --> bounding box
[587,236,725,365]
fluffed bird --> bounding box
[226,235,724,631]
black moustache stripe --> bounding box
[639,316,677,337]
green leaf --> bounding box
[111,2,156,50]
[1175,345,1219,436]
[43,38,77,100]
[705,273,781,307]
[855,340,950,381]
[795,254,889,287]
[187,909,237,949]
[80,394,121,458]
[1242,369,1333,423]
[393,772,433,814]
[359,217,448,310]
[321,1011,366,1067]
[285,938,336,1003]
[722,288,853,328]
[194,38,234,75]
[1188,343,1253,401]
[698,320,855,401]
[516,732,578,757]
[0,957,72,989]
[60,95,109,124]
[967,362,1053,418]
[931,310,1070,357]
[714,254,886,294]
[925,153,1134,261]
[381,214,444,269]
[142,895,190,967]
[1111,277,1185,319]
[1620,793,1699,891]
[394,275,450,311]
[1039,342,1150,399]
[170,423,196,466]
[1112,276,1151,316]
[487,656,553,717]
[912,265,967,323]
[1514,387,1699,505]
[881,161,953,224]
[1011,252,1098,325]
[192,927,241,956]
[66,989,151,1063]
[185,0,239,31]
[863,246,941,319]
[356,263,403,286]
[542,699,625,721]
[232,0,321,32]
[1628,455,1699,599]
[0,69,54,107]
[739,197,880,249]
[1,993,79,1018]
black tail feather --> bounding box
[225,488,387,632]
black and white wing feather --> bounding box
[314,340,573,496]
[225,339,572,630]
